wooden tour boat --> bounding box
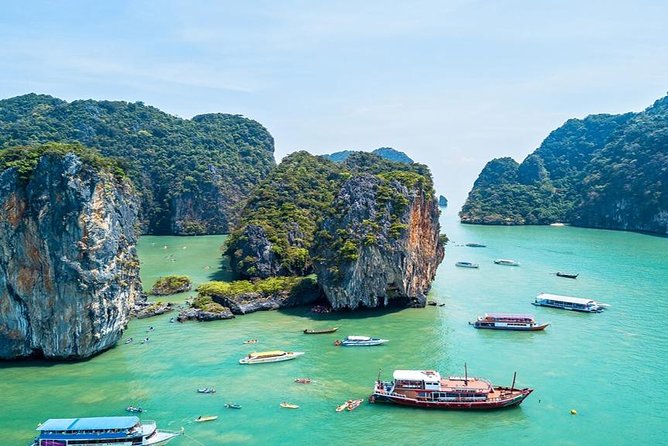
[239,350,304,364]
[556,272,578,279]
[533,292,607,313]
[294,377,312,384]
[303,327,339,334]
[470,313,549,331]
[370,367,533,410]
[466,243,487,248]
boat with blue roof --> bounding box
[30,416,181,446]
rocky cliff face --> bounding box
[0,94,276,235]
[0,152,140,359]
[314,175,444,310]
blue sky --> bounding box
[1,1,667,209]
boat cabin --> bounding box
[248,350,287,359]
[393,370,442,390]
[534,293,603,312]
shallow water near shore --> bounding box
[2,214,668,445]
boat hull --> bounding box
[341,340,388,346]
[472,323,549,331]
[304,327,338,334]
[371,386,533,410]
[239,352,304,364]
[532,302,602,313]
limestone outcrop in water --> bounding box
[0,145,141,359]
[226,151,445,311]
[314,174,444,309]
[461,95,668,235]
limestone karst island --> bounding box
[1,3,667,446]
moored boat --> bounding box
[370,368,532,410]
[466,243,487,247]
[294,377,312,384]
[494,259,520,266]
[195,415,218,422]
[126,405,144,413]
[280,402,299,409]
[303,327,339,334]
[556,272,578,279]
[31,416,181,446]
[470,313,549,331]
[456,261,479,268]
[336,336,388,347]
[196,387,216,394]
[225,403,242,409]
[533,292,606,313]
[239,350,304,364]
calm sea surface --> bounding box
[2,214,667,445]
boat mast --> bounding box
[511,371,517,390]
[464,362,468,385]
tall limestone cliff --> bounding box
[0,94,275,235]
[461,95,668,234]
[313,173,444,310]
[0,144,141,359]
[226,151,444,310]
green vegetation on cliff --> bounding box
[226,150,437,278]
[0,94,275,235]
[461,96,668,234]
[0,142,125,181]
[326,147,414,164]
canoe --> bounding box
[303,327,339,334]
[280,402,299,409]
[196,415,218,422]
[347,399,363,411]
[335,402,349,412]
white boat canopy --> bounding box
[393,370,442,382]
[537,292,597,305]
[346,336,372,341]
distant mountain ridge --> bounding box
[460,95,668,235]
[326,147,413,164]
[0,93,275,235]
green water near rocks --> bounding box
[2,217,668,445]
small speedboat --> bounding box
[195,415,218,422]
[303,327,339,334]
[225,403,242,409]
[556,272,578,279]
[280,402,299,409]
[456,261,479,268]
[336,336,388,347]
[294,378,312,384]
[239,351,304,364]
[197,387,216,394]
[125,406,143,413]
[494,259,520,266]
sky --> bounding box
[1,0,667,210]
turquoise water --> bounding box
[2,216,667,445]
